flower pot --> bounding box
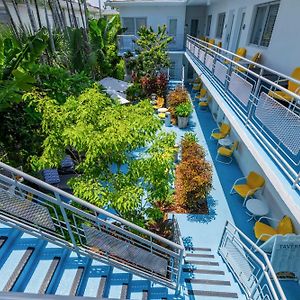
[177,116,189,129]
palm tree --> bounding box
[2,0,19,36]
[44,0,56,53]
[24,0,38,32]
[11,0,25,33]
[69,0,79,28]
[33,0,42,29]
[82,0,89,31]
[65,0,73,27]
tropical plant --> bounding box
[167,86,189,122]
[125,82,144,102]
[131,25,172,78]
[139,72,168,97]
[175,133,212,212]
[175,102,193,117]
[27,86,176,226]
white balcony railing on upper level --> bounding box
[0,162,185,291]
[186,35,300,191]
[117,34,185,54]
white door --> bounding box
[232,8,246,51]
[224,10,235,50]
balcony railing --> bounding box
[186,35,300,191]
[0,162,184,291]
[219,221,286,300]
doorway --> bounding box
[224,10,235,50]
[190,19,199,37]
[232,8,246,52]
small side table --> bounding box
[246,198,269,221]
[218,138,232,147]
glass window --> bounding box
[123,17,135,35]
[250,2,280,47]
[169,19,177,36]
[206,15,212,36]
[136,18,147,33]
[216,13,226,38]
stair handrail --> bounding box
[0,161,184,290]
[219,220,286,300]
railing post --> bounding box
[175,248,184,295]
[54,192,78,250]
[292,172,300,189]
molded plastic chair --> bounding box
[194,77,202,84]
[230,171,265,205]
[268,67,300,102]
[236,52,261,72]
[225,48,247,64]
[208,38,215,48]
[217,41,222,48]
[153,96,164,109]
[211,123,231,140]
[216,141,238,164]
[254,216,294,242]
[195,88,207,100]
[192,83,202,92]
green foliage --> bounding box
[175,101,193,117]
[131,25,173,77]
[29,86,176,225]
[125,82,144,102]
[0,26,49,111]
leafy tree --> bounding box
[28,86,176,226]
[130,25,173,78]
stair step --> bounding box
[120,283,128,299]
[39,256,61,294]
[188,290,238,298]
[69,266,85,296]
[186,253,215,258]
[185,279,231,286]
[183,268,225,275]
[188,247,212,252]
[3,247,34,292]
[0,236,7,249]
[185,260,219,266]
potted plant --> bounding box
[175,102,193,128]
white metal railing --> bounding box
[0,162,184,291]
[219,221,287,300]
[186,35,300,191]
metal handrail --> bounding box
[219,221,286,300]
[186,36,300,190]
[187,34,300,87]
[0,162,184,290]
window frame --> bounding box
[206,15,212,36]
[249,1,280,48]
[215,12,226,39]
[122,17,147,35]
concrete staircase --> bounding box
[182,247,245,300]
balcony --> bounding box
[185,35,300,192]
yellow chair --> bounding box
[211,123,231,140]
[153,96,164,109]
[217,41,222,48]
[231,171,265,205]
[195,88,207,100]
[216,141,238,164]
[192,83,201,92]
[225,47,247,64]
[158,112,166,119]
[254,216,294,242]
[268,67,300,103]
[194,77,202,84]
[199,101,208,109]
[208,38,215,48]
[236,52,261,73]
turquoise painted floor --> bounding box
[165,89,300,299]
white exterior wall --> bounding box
[205,0,300,75]
[185,5,206,37]
[118,4,186,50]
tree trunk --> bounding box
[65,0,73,27]
[55,0,67,30]
[69,0,78,28]
[82,0,89,31]
[33,0,42,29]
[78,0,85,29]
[44,0,56,53]
[24,0,38,33]
[11,0,25,33]
[2,0,19,37]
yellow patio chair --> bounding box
[268,67,300,103]
[217,41,222,48]
[194,77,202,84]
[195,88,207,100]
[236,52,261,73]
[224,47,247,64]
[192,83,201,92]
[199,101,208,109]
[216,141,238,164]
[230,171,265,205]
[211,123,231,140]
[208,38,215,48]
[254,215,294,242]
[153,96,164,109]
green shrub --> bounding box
[175,102,193,117]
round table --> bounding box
[218,138,232,147]
[157,108,168,113]
[246,198,269,221]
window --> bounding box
[168,19,177,37]
[216,13,226,38]
[169,61,176,79]
[123,17,147,35]
[250,1,280,47]
[0,8,10,25]
[206,15,212,36]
